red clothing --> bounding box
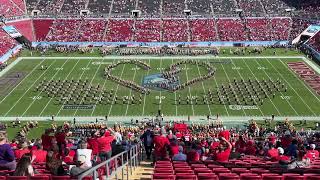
[41,134,53,150]
[10,143,17,149]
[170,145,179,156]
[210,142,220,150]
[215,148,231,162]
[219,130,230,141]
[87,137,99,155]
[245,146,256,155]
[153,135,170,156]
[55,133,66,144]
[276,155,290,161]
[304,150,319,160]
[268,135,277,144]
[97,136,114,152]
[31,150,47,163]
[64,150,75,163]
[280,137,292,149]
[14,149,30,159]
[267,148,278,158]
[187,150,200,161]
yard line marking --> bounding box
[21,59,70,116]
[171,58,178,116]
[205,58,229,116]
[124,64,138,116]
[158,57,163,113]
[0,59,45,105]
[39,59,81,116]
[195,59,212,116]
[142,59,152,116]
[265,58,316,116]
[241,58,282,116]
[73,59,103,117]
[253,58,300,116]
[184,62,195,116]
[229,58,264,116]
[107,63,126,117]
[90,58,116,116]
[55,59,93,116]
[218,58,247,116]
[3,60,57,116]
[279,59,320,105]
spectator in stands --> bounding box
[214,137,232,162]
[153,128,170,163]
[267,143,278,160]
[31,144,47,163]
[70,155,89,177]
[140,129,154,160]
[187,144,200,162]
[15,142,30,160]
[87,132,99,158]
[276,147,291,162]
[41,129,53,151]
[46,151,66,176]
[169,141,179,157]
[304,144,319,161]
[287,139,299,159]
[97,128,115,161]
[77,141,92,167]
[55,127,66,156]
[172,146,187,161]
[0,133,16,170]
[13,153,35,176]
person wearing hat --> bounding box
[70,155,89,176]
[276,147,290,162]
[303,144,319,161]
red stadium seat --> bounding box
[207,164,224,168]
[262,174,283,180]
[240,173,262,180]
[176,173,197,180]
[191,164,207,168]
[283,174,304,180]
[219,173,240,180]
[194,168,212,174]
[231,168,250,174]
[6,176,28,180]
[175,169,193,174]
[30,175,51,180]
[51,176,71,180]
[152,173,175,179]
[212,168,231,174]
[197,173,218,180]
[154,168,174,174]
[0,176,5,180]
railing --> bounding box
[77,142,143,180]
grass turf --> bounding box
[0,53,319,118]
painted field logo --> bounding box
[142,73,179,91]
[63,105,95,110]
[229,105,259,110]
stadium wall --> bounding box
[0,45,22,63]
[302,44,320,63]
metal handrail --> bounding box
[77,142,142,180]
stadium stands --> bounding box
[162,19,188,42]
[134,19,161,42]
[0,29,17,57]
[7,19,34,41]
[308,31,320,52]
[0,0,26,18]
[190,19,217,42]
[45,19,82,42]
[217,18,248,41]
[104,19,133,42]
[33,19,54,41]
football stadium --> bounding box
[0,0,319,179]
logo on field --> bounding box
[142,73,179,91]
[229,105,259,110]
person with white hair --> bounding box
[276,147,290,162]
[303,144,319,161]
[172,146,186,161]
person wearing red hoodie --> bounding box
[267,143,278,160]
[303,144,319,161]
[215,137,232,162]
[31,144,47,163]
[14,142,30,160]
[87,132,99,157]
[97,128,115,161]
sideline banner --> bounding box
[2,26,22,38]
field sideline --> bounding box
[0,55,319,120]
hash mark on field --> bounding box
[107,63,126,117]
[142,59,152,116]
[39,59,81,116]
[0,59,45,106]
[240,58,282,116]
[125,64,138,116]
[22,59,70,116]
[219,59,247,116]
[266,58,316,116]
[55,59,93,116]
[3,60,57,116]
[254,58,299,116]
[230,58,264,116]
[73,59,103,116]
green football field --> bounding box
[0,54,320,118]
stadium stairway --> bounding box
[129,160,153,180]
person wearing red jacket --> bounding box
[215,137,232,162]
[87,132,99,156]
[97,128,115,161]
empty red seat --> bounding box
[207,164,224,168]
[154,169,174,174]
[283,174,304,180]
[175,169,193,174]
[191,164,207,168]
[194,168,212,174]
[262,174,283,180]
[30,175,50,180]
[305,175,320,180]
[212,168,231,174]
[240,173,262,180]
[219,173,240,180]
[251,168,269,174]
[231,168,250,174]
[6,177,28,180]
[152,173,175,179]
[51,176,71,180]
[176,173,197,180]
[197,173,218,180]
[0,176,5,180]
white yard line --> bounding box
[3,60,57,116]
[171,58,178,116]
[279,58,320,105]
[55,59,93,116]
[142,59,152,116]
[218,58,247,116]
[0,58,44,105]
[265,58,316,116]
[90,58,116,116]
[253,58,300,116]
[73,59,103,117]
[158,57,163,112]
[21,59,70,116]
[124,65,138,116]
[206,58,229,116]
[184,63,195,116]
[195,60,212,116]
[107,64,126,117]
[39,59,81,116]
[241,58,282,116]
